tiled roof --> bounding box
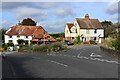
[5,25,56,41]
[66,23,74,33]
[76,18,103,29]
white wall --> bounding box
[5,35,32,45]
[79,29,104,37]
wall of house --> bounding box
[5,35,32,45]
[74,19,80,35]
[79,29,104,37]
[79,29,104,43]
[65,25,70,38]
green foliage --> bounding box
[32,43,67,52]
[112,39,120,50]
[74,36,81,44]
[0,29,7,43]
[2,43,8,50]
[50,32,65,39]
[17,39,25,45]
[7,42,14,47]
[21,18,36,26]
[89,40,97,44]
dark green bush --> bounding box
[90,40,97,44]
[74,36,81,44]
[7,42,14,47]
[112,39,120,50]
[2,43,8,50]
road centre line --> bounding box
[48,60,68,67]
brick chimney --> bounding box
[85,14,90,20]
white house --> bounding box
[65,14,104,43]
[5,25,56,45]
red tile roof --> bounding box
[5,25,56,41]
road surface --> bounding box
[2,45,119,79]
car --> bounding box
[64,40,74,46]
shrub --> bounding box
[32,42,67,52]
[7,42,14,47]
[112,39,120,50]
[90,40,97,44]
[2,43,8,50]
[74,36,81,44]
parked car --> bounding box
[64,40,74,46]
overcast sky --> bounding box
[1,1,119,33]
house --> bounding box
[5,25,56,45]
[65,14,104,43]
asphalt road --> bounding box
[1,45,119,79]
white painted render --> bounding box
[5,35,32,45]
[65,19,104,43]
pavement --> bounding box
[1,45,119,79]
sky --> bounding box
[1,1,119,33]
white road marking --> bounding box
[72,56,76,58]
[48,60,68,67]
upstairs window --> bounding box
[9,36,12,38]
[26,36,28,38]
[17,35,20,37]
[71,27,77,33]
[94,29,97,33]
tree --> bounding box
[74,36,81,44]
[50,32,65,39]
[101,20,116,38]
[0,29,7,43]
[21,18,36,26]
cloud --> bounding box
[12,6,48,21]
[2,2,33,10]
[106,2,118,15]
[55,8,75,17]
[38,18,74,32]
[1,20,15,29]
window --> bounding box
[86,29,89,34]
[72,37,75,39]
[94,29,97,33]
[9,36,12,38]
[71,27,77,33]
[17,35,20,37]
[26,36,28,38]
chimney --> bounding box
[85,14,90,20]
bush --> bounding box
[74,36,81,44]
[90,40,97,44]
[7,42,14,47]
[2,43,8,50]
[112,39,120,50]
[32,42,67,52]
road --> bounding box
[2,45,119,79]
